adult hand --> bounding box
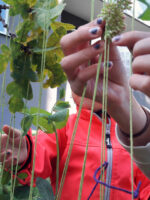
[112,31,150,97]
[0,125,27,168]
[60,18,129,109]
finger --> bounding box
[61,41,104,79]
[2,125,21,139]
[129,74,150,97]
[60,24,103,55]
[112,31,150,51]
[78,61,113,82]
[133,37,150,57]
[70,62,113,97]
[79,18,104,29]
[3,156,17,169]
[0,150,12,162]
[0,134,8,151]
[132,55,150,74]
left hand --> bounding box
[112,31,150,97]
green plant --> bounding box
[0,0,74,199]
[138,0,150,21]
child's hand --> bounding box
[0,125,28,168]
[60,18,129,109]
[112,31,150,97]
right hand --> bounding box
[0,125,28,168]
[60,18,129,110]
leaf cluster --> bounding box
[0,0,75,113]
[21,100,70,135]
[0,168,54,200]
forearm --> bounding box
[108,89,150,146]
[116,125,150,179]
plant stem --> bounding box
[56,86,87,200]
[78,55,102,200]
[52,122,60,199]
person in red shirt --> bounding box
[1,18,150,199]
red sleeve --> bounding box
[135,167,150,200]
[16,127,67,186]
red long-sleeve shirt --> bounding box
[18,108,150,199]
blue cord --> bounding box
[88,162,141,199]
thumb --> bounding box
[112,31,150,52]
[2,125,21,138]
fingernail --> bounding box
[97,18,103,25]
[14,157,17,161]
[112,35,121,42]
[89,27,100,34]
[7,151,11,156]
[108,61,113,68]
[94,43,101,50]
[102,61,113,68]
[6,151,11,156]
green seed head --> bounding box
[99,0,132,40]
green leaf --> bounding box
[27,0,37,7]
[8,96,24,113]
[45,63,67,88]
[10,40,22,60]
[0,44,10,74]
[9,2,30,19]
[28,70,38,82]
[49,109,69,122]
[139,7,150,20]
[21,115,33,136]
[33,46,59,53]
[53,101,70,112]
[36,177,54,200]
[25,107,50,115]
[47,32,59,47]
[11,60,38,83]
[55,26,67,38]
[23,107,54,133]
[1,170,11,185]
[1,45,10,57]
[59,88,65,99]
[33,116,53,133]
[2,0,14,5]
[17,173,28,180]
[51,21,75,32]
[16,20,34,43]
[0,193,10,200]
[48,2,66,20]
[0,54,9,74]
[53,109,69,130]
[6,81,33,100]
[34,2,66,30]
[14,185,30,199]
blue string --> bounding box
[88,162,141,199]
[87,162,108,200]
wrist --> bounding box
[108,93,147,135]
[118,106,150,146]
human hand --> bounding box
[60,18,129,109]
[112,31,150,97]
[0,125,28,168]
